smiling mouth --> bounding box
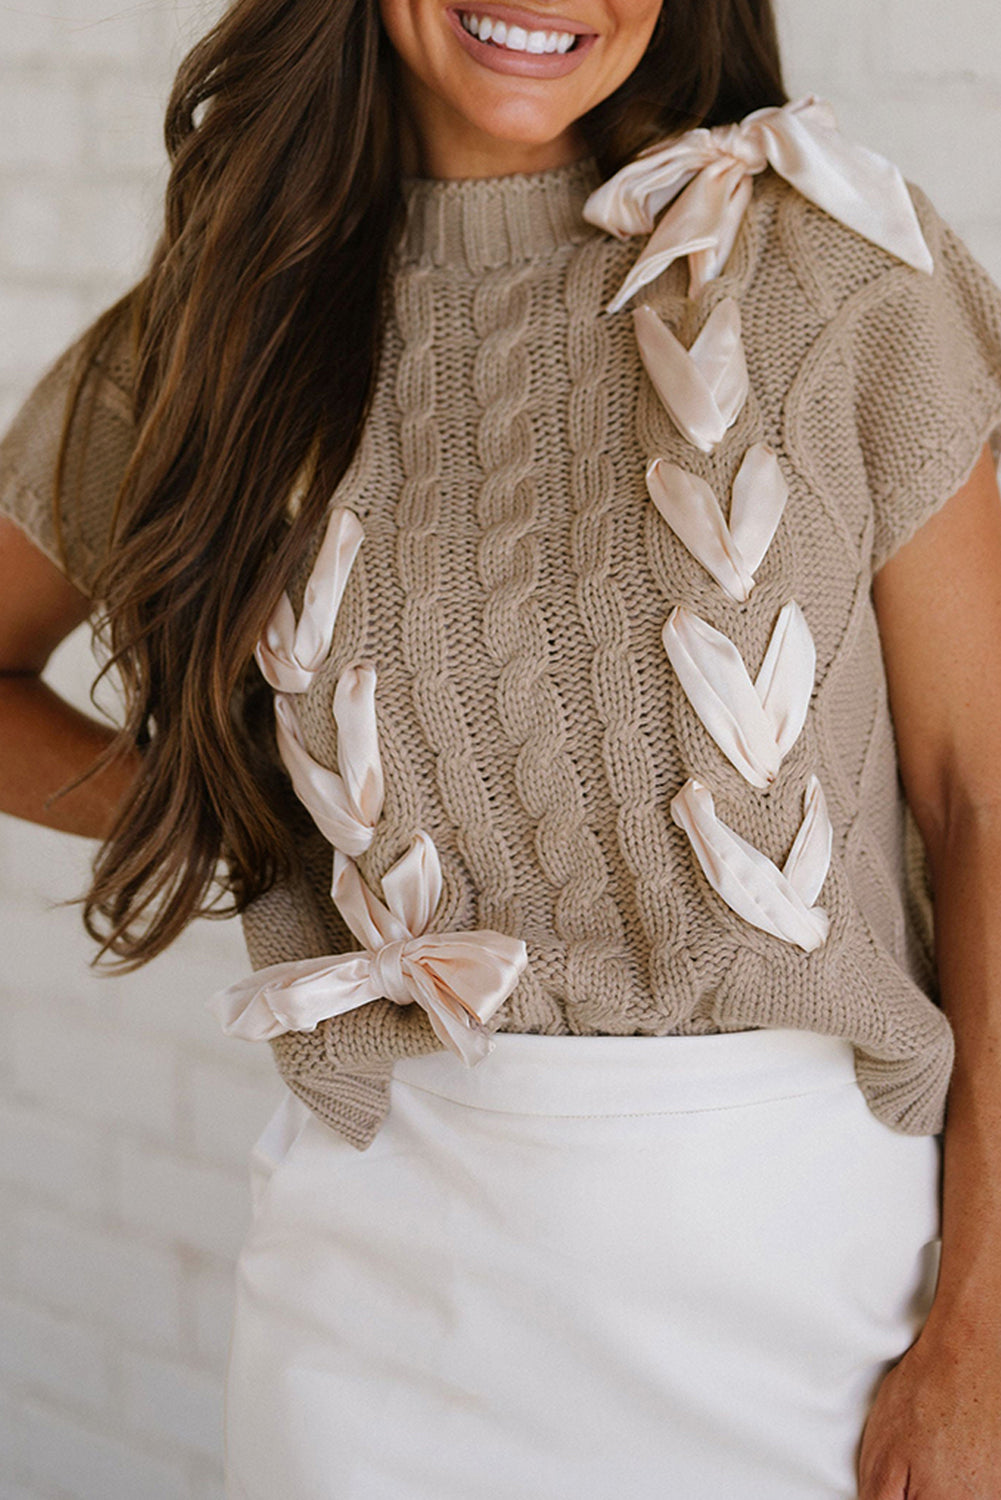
[457,10,584,53]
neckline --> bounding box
[395,155,606,273]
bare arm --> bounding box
[859,442,1001,1497]
[0,515,141,840]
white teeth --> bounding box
[459,11,579,52]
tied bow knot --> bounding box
[708,122,770,174]
[369,938,416,1007]
[208,832,529,1066]
[584,94,934,311]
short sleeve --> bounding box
[0,307,137,600]
[854,183,1001,574]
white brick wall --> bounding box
[0,11,278,1493]
[1,2,1000,1495]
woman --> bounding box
[2,0,1001,1493]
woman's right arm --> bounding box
[0,515,141,840]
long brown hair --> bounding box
[63,0,786,969]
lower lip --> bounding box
[445,7,598,77]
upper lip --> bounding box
[450,4,597,35]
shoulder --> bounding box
[85,301,138,418]
[0,298,139,597]
[744,171,1001,573]
[747,168,994,325]
[1,298,136,469]
[52,299,136,427]
[1,300,136,475]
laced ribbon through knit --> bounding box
[582,92,932,957]
[212,504,529,1065]
[208,93,935,1056]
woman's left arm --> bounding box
[860,441,1001,1500]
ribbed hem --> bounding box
[274,1064,394,1152]
[396,155,605,272]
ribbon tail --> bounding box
[761,108,933,274]
[605,163,746,312]
[403,931,529,1065]
[607,223,717,313]
[207,952,379,1040]
[685,169,755,298]
[424,1003,495,1067]
[405,963,495,1067]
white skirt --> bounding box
[223,1029,942,1500]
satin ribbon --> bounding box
[662,600,815,789]
[273,662,384,857]
[670,774,832,951]
[208,832,529,1065]
[646,444,788,603]
[634,296,748,452]
[255,506,365,693]
[228,498,530,1059]
[584,95,934,310]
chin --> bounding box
[463,98,579,148]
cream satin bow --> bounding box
[584,94,934,311]
[208,832,529,1065]
[634,297,748,452]
[646,444,788,602]
[255,506,364,693]
[663,600,815,789]
[273,662,384,857]
[671,775,832,951]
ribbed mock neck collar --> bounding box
[396,155,606,272]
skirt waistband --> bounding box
[391,1027,858,1118]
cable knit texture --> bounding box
[5,155,1001,1150]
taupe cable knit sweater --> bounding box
[4,154,1001,1149]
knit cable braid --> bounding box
[210,96,935,1055]
[7,114,1001,1148]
